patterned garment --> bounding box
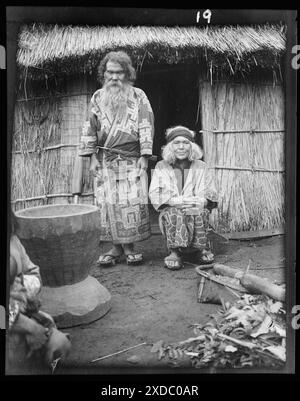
[79,86,154,243]
[149,160,218,211]
[9,236,42,328]
[149,159,218,251]
[79,86,154,159]
[95,157,151,243]
[159,206,210,250]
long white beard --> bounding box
[102,82,130,118]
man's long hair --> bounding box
[97,51,136,85]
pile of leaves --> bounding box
[151,295,286,369]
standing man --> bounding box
[79,51,154,266]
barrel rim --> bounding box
[15,203,100,219]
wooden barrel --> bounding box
[15,204,101,287]
[15,204,111,328]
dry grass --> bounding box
[12,97,66,204]
[12,98,60,197]
[17,23,286,80]
[11,82,95,210]
[200,81,285,232]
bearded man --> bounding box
[79,51,154,266]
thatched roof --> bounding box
[17,23,286,80]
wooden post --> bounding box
[71,150,84,198]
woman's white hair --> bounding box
[162,136,203,164]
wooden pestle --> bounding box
[213,263,285,302]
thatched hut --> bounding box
[11,23,286,233]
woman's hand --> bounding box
[169,196,207,214]
[169,197,194,209]
[169,196,206,208]
[169,196,184,207]
[182,196,207,205]
[182,197,207,210]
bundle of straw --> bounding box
[200,81,284,232]
[17,23,285,80]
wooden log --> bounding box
[240,275,285,302]
[213,263,243,279]
[213,263,285,301]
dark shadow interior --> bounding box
[136,64,202,224]
[137,63,202,158]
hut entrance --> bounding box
[137,63,202,155]
[136,64,202,228]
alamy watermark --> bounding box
[0,305,5,329]
[291,45,300,70]
[0,45,5,70]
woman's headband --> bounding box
[166,127,195,143]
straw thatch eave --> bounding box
[17,23,286,81]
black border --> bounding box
[1,5,298,391]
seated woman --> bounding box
[8,211,71,372]
[149,126,218,270]
[9,213,51,360]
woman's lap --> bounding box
[159,207,210,250]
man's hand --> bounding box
[137,156,148,176]
[89,153,101,177]
[10,255,18,285]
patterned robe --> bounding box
[149,160,218,250]
[8,235,57,368]
[79,86,154,243]
[9,235,42,328]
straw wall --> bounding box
[17,24,285,81]
[11,76,95,211]
[200,81,285,232]
[11,75,285,234]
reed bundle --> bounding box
[11,86,95,211]
[17,23,285,81]
[11,96,64,207]
[200,81,284,232]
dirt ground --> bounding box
[6,233,285,375]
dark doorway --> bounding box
[136,64,202,227]
[137,63,202,160]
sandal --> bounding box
[97,254,121,267]
[126,253,143,266]
[164,254,183,270]
[199,249,214,265]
